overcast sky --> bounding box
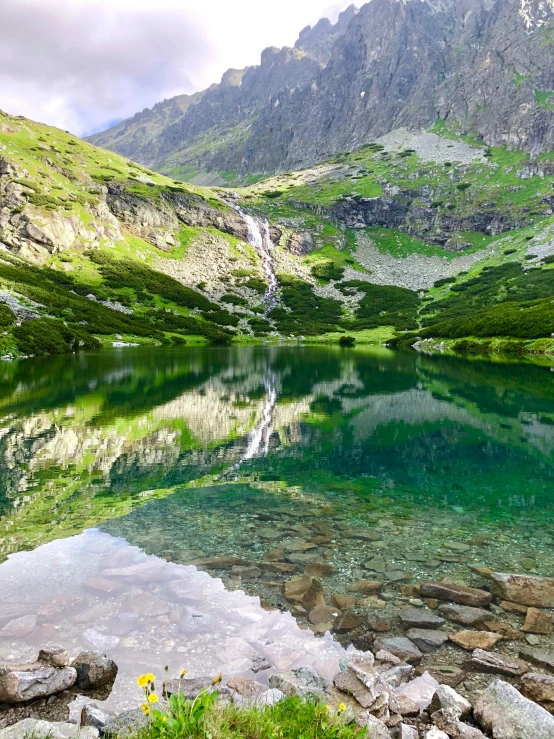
[0,0,354,138]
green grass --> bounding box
[535,90,554,109]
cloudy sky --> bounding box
[0,0,353,138]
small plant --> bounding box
[339,335,356,347]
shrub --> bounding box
[12,318,100,356]
[339,335,356,347]
[221,293,247,306]
[433,276,456,288]
[310,261,345,281]
[0,304,15,328]
[245,278,267,295]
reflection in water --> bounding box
[243,370,277,461]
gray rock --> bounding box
[269,666,328,698]
[0,720,98,739]
[396,672,439,711]
[490,573,554,608]
[251,656,273,674]
[425,729,449,739]
[464,649,528,677]
[520,673,554,713]
[437,604,491,626]
[420,582,492,607]
[71,652,118,690]
[38,647,70,668]
[374,637,422,665]
[400,725,418,739]
[406,629,448,653]
[257,688,285,706]
[164,676,213,699]
[81,704,115,732]
[379,664,414,689]
[103,709,149,738]
[474,679,554,739]
[0,616,37,638]
[519,647,554,671]
[399,608,445,629]
[356,712,391,738]
[429,685,472,719]
[431,707,487,738]
[0,663,77,703]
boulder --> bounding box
[227,677,266,697]
[269,666,328,699]
[308,604,341,625]
[474,680,554,738]
[0,663,77,703]
[356,713,390,738]
[520,673,554,713]
[490,573,554,608]
[257,688,285,706]
[521,607,553,635]
[396,672,439,711]
[349,580,383,595]
[102,708,149,738]
[71,652,118,690]
[399,608,445,629]
[431,707,487,738]
[332,594,357,610]
[333,670,376,709]
[164,676,213,699]
[429,684,472,718]
[464,649,528,677]
[406,629,448,653]
[333,612,362,633]
[437,604,491,626]
[284,575,325,610]
[397,695,420,716]
[0,720,98,739]
[449,630,503,651]
[81,704,115,732]
[420,582,492,607]
[425,729,449,739]
[400,725,418,739]
[374,637,422,665]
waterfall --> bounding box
[242,371,277,460]
[236,208,278,311]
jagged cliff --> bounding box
[89,0,554,182]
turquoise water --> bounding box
[1,346,553,607]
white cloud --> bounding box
[0,0,355,136]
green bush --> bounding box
[269,275,343,335]
[339,281,420,331]
[339,335,356,347]
[310,261,345,282]
[13,318,100,356]
[245,278,267,295]
[221,293,247,306]
[0,304,15,328]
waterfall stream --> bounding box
[235,208,278,311]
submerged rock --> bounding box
[399,608,445,629]
[490,573,554,608]
[474,680,554,738]
[437,604,491,626]
[420,582,492,607]
[284,575,325,610]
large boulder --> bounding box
[490,573,554,608]
[0,720,98,739]
[0,663,77,703]
[269,666,328,699]
[71,652,118,690]
[474,680,554,738]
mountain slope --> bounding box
[89,0,554,183]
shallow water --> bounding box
[1,346,554,706]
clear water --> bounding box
[1,346,554,709]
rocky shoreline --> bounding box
[1,571,553,738]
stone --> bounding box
[397,695,420,716]
[257,688,285,706]
[85,578,121,594]
[425,730,449,739]
[356,713,390,738]
[0,720,98,739]
[429,684,472,719]
[103,708,149,738]
[309,604,341,625]
[0,615,37,638]
[374,637,422,664]
[227,677,266,697]
[420,582,492,607]
[0,663,77,703]
[499,600,528,615]
[379,664,414,689]
[81,704,114,732]
[71,652,118,690]
[397,672,440,711]
[164,677,213,699]
[269,667,328,699]
[400,725,418,739]
[194,556,250,569]
[367,613,392,632]
[332,594,356,610]
[343,527,382,541]
[406,629,448,653]
[423,666,466,688]
[399,608,445,629]
[491,572,554,608]
[304,562,335,577]
[284,575,325,610]
[122,593,170,616]
[464,649,528,677]
[349,580,383,595]
[359,596,386,609]
[251,655,272,673]
[449,630,503,651]
[474,679,554,738]
[520,673,554,713]
[521,607,553,635]
[375,650,402,665]
[333,612,362,633]
[519,647,554,671]
[482,620,523,641]
[333,671,375,709]
[438,603,491,626]
[431,707,487,738]
[230,565,262,579]
[38,647,69,668]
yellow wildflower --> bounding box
[212,673,223,685]
[338,703,347,712]
[141,703,149,713]
[144,709,150,717]
[145,673,156,683]
[325,705,330,710]
[180,669,187,678]
[148,693,159,703]
[162,717,168,724]
[137,675,149,688]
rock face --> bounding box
[0,663,77,703]
[71,651,118,690]
[491,573,554,608]
[89,0,554,177]
[474,680,554,739]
